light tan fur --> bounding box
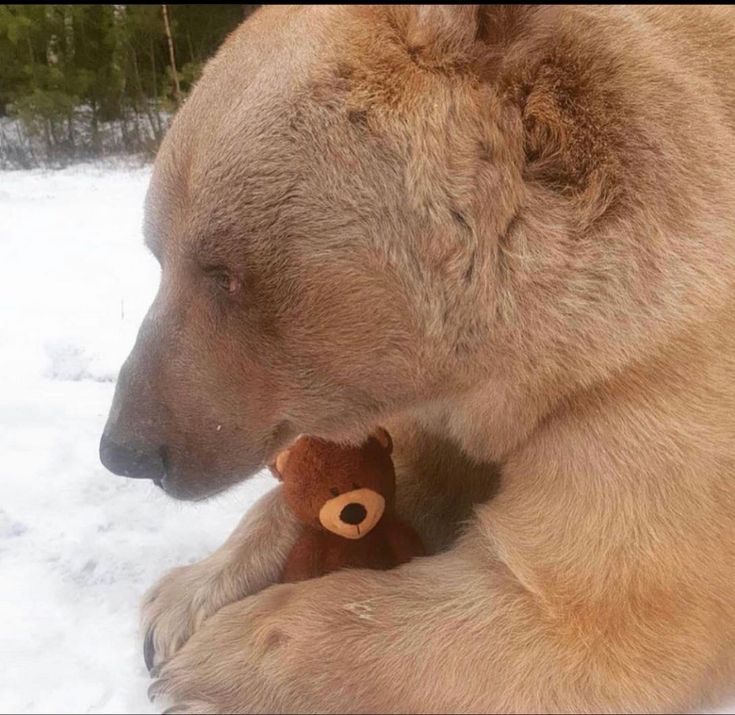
[102,5,735,713]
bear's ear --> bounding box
[404,5,481,60]
[371,427,393,455]
[268,447,292,481]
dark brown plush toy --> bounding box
[269,428,425,583]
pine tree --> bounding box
[0,4,261,167]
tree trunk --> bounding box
[91,97,100,154]
[149,37,163,138]
[120,109,130,151]
[112,5,130,153]
[187,31,195,65]
[64,6,75,61]
[161,4,181,106]
[43,119,52,163]
[130,45,159,144]
[16,121,35,168]
[67,109,75,155]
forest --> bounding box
[0,4,259,168]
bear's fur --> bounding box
[104,5,735,713]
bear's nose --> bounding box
[99,433,165,481]
[340,502,367,525]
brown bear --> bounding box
[269,429,424,582]
[104,5,735,714]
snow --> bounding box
[0,163,276,714]
[0,163,732,714]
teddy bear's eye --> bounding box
[330,487,339,497]
[352,482,360,490]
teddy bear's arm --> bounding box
[384,516,426,566]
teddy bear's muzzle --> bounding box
[318,488,386,539]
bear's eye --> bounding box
[205,267,240,295]
[330,487,339,497]
[352,482,360,490]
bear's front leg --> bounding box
[150,550,488,714]
[142,485,299,671]
[149,513,716,714]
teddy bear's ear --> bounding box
[268,447,291,481]
[371,427,393,454]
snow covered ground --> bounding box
[0,164,732,714]
[0,164,276,714]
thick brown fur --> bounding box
[104,5,735,713]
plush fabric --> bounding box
[271,431,425,583]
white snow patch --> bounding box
[0,164,276,714]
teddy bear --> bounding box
[268,428,425,583]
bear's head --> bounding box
[101,5,672,500]
[99,5,524,500]
[269,428,395,540]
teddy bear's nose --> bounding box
[340,502,367,525]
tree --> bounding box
[0,4,261,167]
[161,4,181,107]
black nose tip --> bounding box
[99,434,165,480]
[340,502,367,525]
